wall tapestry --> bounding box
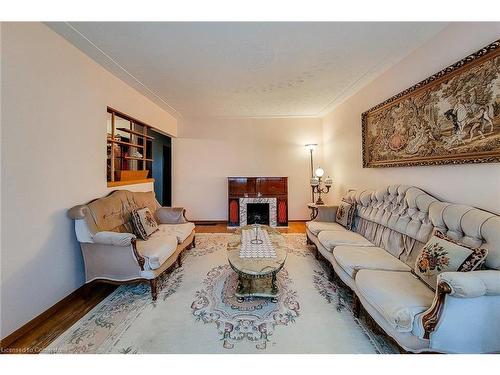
[362,39,500,168]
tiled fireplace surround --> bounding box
[239,197,277,227]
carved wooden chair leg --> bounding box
[353,294,361,318]
[177,252,183,268]
[315,247,320,260]
[191,235,196,248]
[150,279,158,301]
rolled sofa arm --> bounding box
[314,205,338,222]
[93,231,136,247]
[156,207,188,224]
[438,270,500,298]
[68,204,89,219]
[421,270,500,339]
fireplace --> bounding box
[227,177,288,227]
[247,203,270,226]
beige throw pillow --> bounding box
[413,230,487,290]
[335,201,356,230]
[131,207,159,240]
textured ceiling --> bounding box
[48,22,448,118]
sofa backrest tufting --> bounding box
[429,203,500,270]
[344,184,500,270]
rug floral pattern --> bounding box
[44,233,397,354]
[191,264,299,349]
[43,267,184,354]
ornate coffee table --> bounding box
[227,225,287,302]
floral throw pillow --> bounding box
[131,207,159,240]
[335,201,356,230]
[413,230,487,290]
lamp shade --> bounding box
[310,177,319,186]
[315,167,325,178]
[325,176,333,187]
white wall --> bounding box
[322,22,500,214]
[173,117,323,221]
[0,23,178,339]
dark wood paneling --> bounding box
[257,177,287,196]
[228,177,256,196]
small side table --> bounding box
[307,203,321,220]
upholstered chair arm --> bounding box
[437,270,500,298]
[314,206,338,222]
[68,204,89,219]
[419,270,500,351]
[156,207,188,224]
[92,231,136,247]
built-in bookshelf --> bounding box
[107,107,155,187]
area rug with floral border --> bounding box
[44,233,398,354]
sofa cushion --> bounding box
[306,221,346,236]
[318,230,373,251]
[413,230,488,291]
[131,207,159,240]
[136,231,178,270]
[355,270,435,333]
[158,222,195,244]
[335,201,356,229]
[333,245,410,278]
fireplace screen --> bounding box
[247,203,270,226]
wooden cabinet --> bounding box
[256,177,287,196]
[228,177,288,227]
[228,177,256,196]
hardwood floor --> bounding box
[1,221,307,354]
[2,284,117,354]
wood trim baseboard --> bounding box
[0,284,86,349]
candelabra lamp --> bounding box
[310,167,332,205]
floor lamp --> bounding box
[305,144,317,203]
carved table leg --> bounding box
[271,273,278,302]
[237,275,245,302]
[150,279,158,301]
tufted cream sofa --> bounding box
[68,190,195,300]
[306,184,500,353]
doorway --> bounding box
[149,129,172,206]
[162,145,172,206]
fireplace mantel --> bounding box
[227,177,288,227]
